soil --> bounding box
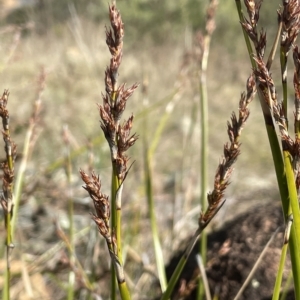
[166,201,295,300]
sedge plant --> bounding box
[76,1,300,299]
[80,2,259,299]
[235,0,300,298]
[80,3,138,300]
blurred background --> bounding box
[0,0,290,299]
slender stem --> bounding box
[3,214,11,300]
[111,150,131,300]
[260,100,300,299]
[112,166,122,262]
[111,170,118,300]
[160,228,201,300]
[283,151,300,232]
[119,282,131,299]
[282,151,300,297]
[0,91,16,300]
[65,137,75,300]
[196,255,211,300]
[235,0,256,69]
[272,245,288,300]
[266,20,282,71]
[234,2,300,297]
[145,149,167,292]
[11,124,33,239]
[198,33,210,300]
[197,1,218,297]
[143,95,172,292]
[280,272,293,300]
[272,217,291,300]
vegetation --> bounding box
[0,0,300,299]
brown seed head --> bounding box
[0,90,9,122]
[281,0,300,52]
[205,0,218,36]
[244,0,262,26]
[80,170,110,223]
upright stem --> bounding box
[65,131,75,300]
[234,2,300,297]
[144,147,167,292]
[110,158,118,300]
[11,125,32,239]
[142,78,172,293]
[161,229,201,300]
[197,0,218,296]
[198,33,210,300]
[0,91,16,300]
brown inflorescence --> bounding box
[99,4,138,183]
[253,41,300,192]
[293,46,300,190]
[80,170,111,240]
[199,74,256,229]
[244,0,262,27]
[293,45,300,130]
[81,3,138,255]
[280,0,300,54]
[241,0,267,58]
[0,90,17,226]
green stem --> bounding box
[160,229,201,300]
[282,151,300,296]
[3,213,12,300]
[272,231,290,300]
[234,2,300,297]
[198,33,210,300]
[280,271,293,300]
[119,282,131,300]
[112,167,122,263]
[111,165,131,299]
[11,125,33,240]
[66,144,75,300]
[263,118,300,299]
[143,98,172,292]
[110,170,118,300]
[145,150,167,292]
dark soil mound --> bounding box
[166,201,294,300]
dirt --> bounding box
[166,201,295,300]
